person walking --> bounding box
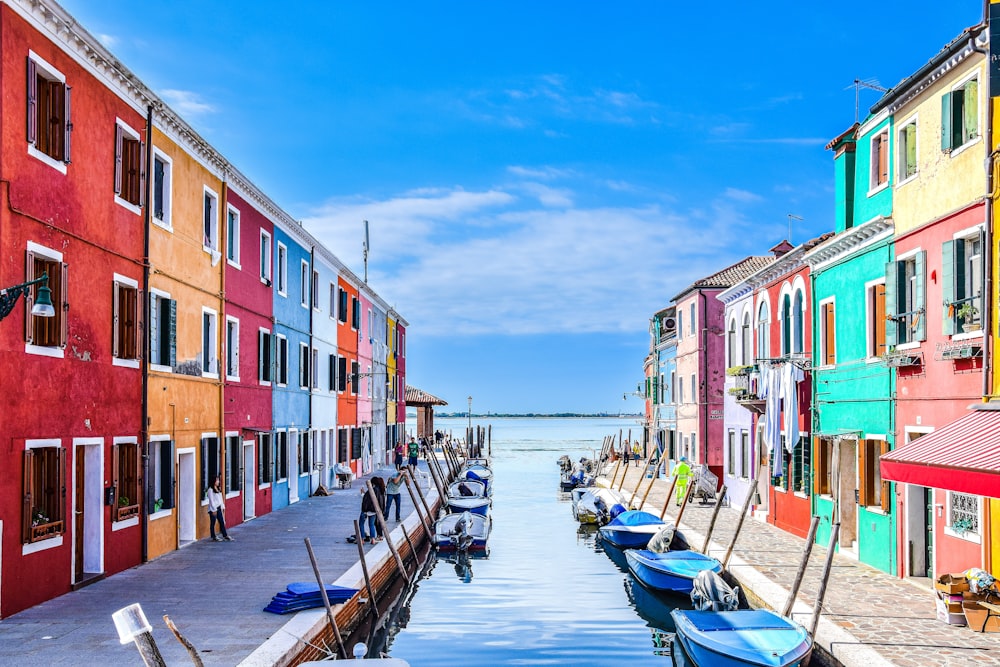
[206,476,232,542]
[359,479,382,544]
[370,476,387,541]
[393,440,405,468]
[407,436,420,471]
[631,440,642,467]
[675,456,692,506]
[385,467,404,522]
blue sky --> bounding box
[62,1,984,414]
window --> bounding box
[677,311,683,340]
[225,434,240,493]
[727,318,737,367]
[943,231,984,334]
[112,276,140,364]
[780,293,792,355]
[819,300,836,366]
[790,435,810,494]
[203,188,219,251]
[226,317,240,380]
[258,432,273,485]
[25,244,67,353]
[942,76,979,152]
[813,437,833,496]
[300,260,309,308]
[312,270,320,310]
[898,119,917,181]
[114,120,144,209]
[260,231,272,285]
[678,375,684,404]
[689,304,696,336]
[948,492,980,537]
[275,431,288,480]
[338,429,349,463]
[149,291,176,369]
[756,301,769,361]
[792,291,804,354]
[200,436,220,498]
[859,438,890,511]
[329,283,336,319]
[867,282,887,358]
[299,432,311,475]
[26,52,71,169]
[276,335,288,386]
[338,356,347,392]
[299,343,310,389]
[367,365,373,398]
[690,375,696,404]
[778,436,790,491]
[352,429,362,459]
[741,313,752,365]
[351,296,360,329]
[22,443,65,544]
[226,205,240,267]
[351,361,360,395]
[885,252,925,346]
[740,431,750,478]
[147,438,174,513]
[152,151,172,228]
[312,348,319,389]
[201,308,218,376]
[727,430,735,475]
[329,353,337,393]
[276,243,287,294]
[870,128,889,191]
[338,288,348,323]
[258,329,272,384]
[113,440,140,521]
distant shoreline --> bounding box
[429,413,642,419]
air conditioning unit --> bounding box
[661,317,677,331]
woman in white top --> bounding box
[206,476,232,542]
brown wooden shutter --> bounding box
[113,125,123,194]
[858,439,870,507]
[24,251,36,344]
[112,283,121,358]
[59,261,69,349]
[812,436,823,496]
[824,303,836,365]
[62,85,72,163]
[878,134,888,184]
[55,446,66,526]
[26,58,37,144]
[22,449,34,543]
[112,443,120,519]
[873,284,886,356]
[880,440,891,513]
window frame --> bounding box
[868,128,890,195]
[258,328,272,385]
[818,298,836,367]
[225,315,240,381]
[941,74,980,156]
[259,230,272,286]
[299,342,310,389]
[147,435,175,517]
[113,118,144,213]
[26,51,71,173]
[225,432,241,495]
[300,260,309,308]
[112,273,141,368]
[201,306,219,378]
[226,204,241,268]
[22,439,66,547]
[203,186,220,253]
[112,438,141,522]
[24,241,68,358]
[258,432,273,487]
[865,279,887,360]
[896,116,918,185]
[756,299,770,362]
[149,288,176,372]
[276,243,287,295]
[944,491,982,543]
[151,149,173,230]
[275,334,288,386]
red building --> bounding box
[0,2,149,616]
[337,277,361,475]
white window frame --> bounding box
[151,148,173,231]
[944,491,982,544]
[26,50,68,175]
[276,243,287,296]
[22,438,65,555]
[203,186,220,253]
[864,277,887,361]
[112,272,141,369]
[311,347,319,390]
[312,270,320,311]
[868,127,890,196]
[226,315,240,381]
[276,334,288,387]
[148,435,173,521]
[894,248,923,350]
[113,118,143,215]
[260,230,272,286]
[258,327,272,386]
[226,204,241,269]
[25,241,65,359]
[817,296,836,368]
[300,260,309,309]
[944,73,981,158]
[201,306,219,379]
[329,282,337,319]
[896,115,918,186]
[756,298,770,362]
[149,288,173,373]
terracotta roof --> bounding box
[673,255,775,301]
[404,386,448,406]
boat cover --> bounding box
[673,609,812,667]
[606,510,663,527]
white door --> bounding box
[288,430,299,504]
[178,449,196,544]
[243,441,255,520]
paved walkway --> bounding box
[0,468,432,666]
[604,463,1000,667]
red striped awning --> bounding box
[880,408,1000,498]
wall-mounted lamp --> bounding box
[0,272,54,322]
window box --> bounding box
[30,519,63,543]
[116,501,140,522]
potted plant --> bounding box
[956,302,980,332]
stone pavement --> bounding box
[0,469,431,666]
[605,463,1000,667]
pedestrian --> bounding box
[385,467,404,522]
[632,440,642,467]
[407,436,420,471]
[359,483,378,544]
[370,476,387,540]
[675,456,692,506]
[206,476,232,542]
[394,440,405,468]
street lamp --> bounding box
[467,395,472,430]
[0,272,54,321]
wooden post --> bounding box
[673,479,696,527]
[608,451,623,488]
[808,522,841,637]
[423,447,448,500]
[402,471,434,535]
[616,458,630,491]
[399,522,419,571]
[782,515,821,617]
[629,450,657,509]
[635,461,658,511]
[722,478,758,569]
[488,424,492,457]
[163,615,204,667]
[366,482,411,585]
[700,485,728,554]
[304,537,347,660]
[353,520,381,620]
[659,472,680,520]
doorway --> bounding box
[177,449,196,545]
[73,441,103,586]
[836,438,858,552]
[243,440,255,521]
[755,422,769,515]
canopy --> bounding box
[606,510,663,527]
[880,407,1000,498]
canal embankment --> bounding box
[599,464,1000,667]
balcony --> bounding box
[727,365,765,414]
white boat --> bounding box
[571,487,627,525]
[433,511,491,552]
[446,480,490,516]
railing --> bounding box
[30,520,64,542]
[116,503,140,522]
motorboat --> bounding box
[626,550,723,594]
[433,511,491,552]
[460,464,493,494]
[670,609,812,667]
[571,487,627,525]
[446,479,490,516]
[598,510,666,550]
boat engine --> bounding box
[449,511,475,551]
[690,569,739,612]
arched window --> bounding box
[781,294,792,355]
[757,301,769,359]
[728,318,737,367]
[742,312,752,364]
[792,290,804,354]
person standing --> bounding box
[370,476,387,541]
[206,476,232,542]
[394,440,405,468]
[407,436,420,471]
[631,440,642,467]
[674,456,692,506]
[384,468,404,522]
[359,484,378,544]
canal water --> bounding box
[374,416,686,665]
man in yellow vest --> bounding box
[631,440,642,466]
[675,456,692,506]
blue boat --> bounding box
[597,510,664,550]
[433,511,491,552]
[670,609,813,667]
[625,550,723,594]
[446,480,490,515]
[460,464,493,494]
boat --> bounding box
[571,487,627,525]
[446,479,491,516]
[433,511,491,552]
[670,609,812,667]
[625,550,723,594]
[597,510,665,550]
[460,464,493,494]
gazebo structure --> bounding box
[405,386,448,440]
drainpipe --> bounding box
[219,170,228,499]
[309,246,315,485]
[973,29,995,400]
[140,103,153,563]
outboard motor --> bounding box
[690,569,739,612]
[449,511,475,551]
[608,503,627,520]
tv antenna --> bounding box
[848,78,887,123]
[787,214,802,245]
[362,219,370,284]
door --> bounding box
[924,487,934,578]
[74,448,85,581]
[177,449,196,544]
[755,422,769,514]
[837,439,858,551]
[288,430,299,504]
[243,440,255,520]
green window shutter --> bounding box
[941,240,955,335]
[964,80,979,142]
[167,299,177,368]
[941,92,953,151]
[914,250,926,341]
[884,261,898,347]
[905,124,917,177]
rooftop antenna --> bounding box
[848,78,887,123]
[787,214,803,245]
[362,219,369,284]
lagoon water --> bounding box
[378,416,683,665]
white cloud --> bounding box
[159,89,217,116]
[98,34,117,48]
[723,187,763,203]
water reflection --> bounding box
[439,551,488,584]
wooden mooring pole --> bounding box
[366,482,411,585]
[402,471,434,534]
[722,478,758,569]
[303,537,348,660]
[659,472,680,520]
[782,515,821,617]
[808,522,841,638]
[352,520,380,620]
[673,480,696,527]
[700,485,728,554]
[628,450,657,509]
